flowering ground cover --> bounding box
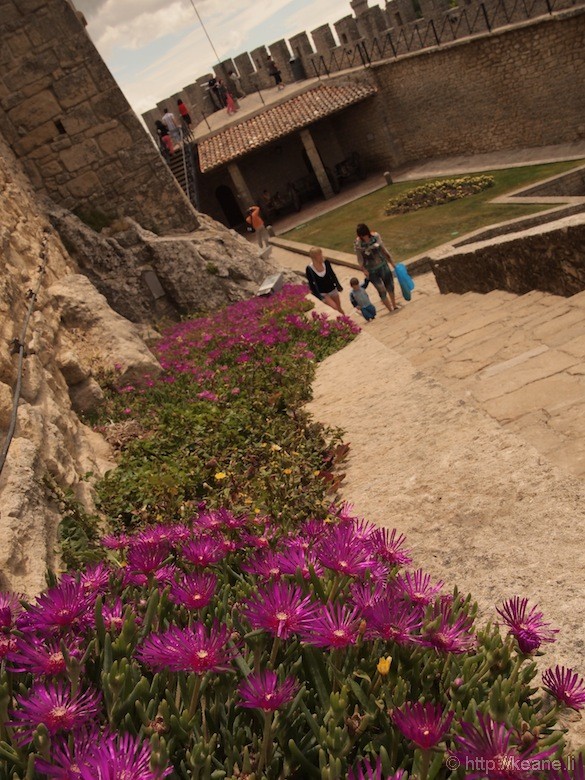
[0,285,583,779]
[383,176,495,216]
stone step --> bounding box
[370,274,585,480]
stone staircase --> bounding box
[370,280,585,478]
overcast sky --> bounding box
[74,0,352,117]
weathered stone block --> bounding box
[8,89,61,131]
[4,50,59,91]
[0,1,21,25]
[13,120,56,155]
[21,75,54,99]
[59,138,100,172]
[61,104,98,136]
[1,89,25,112]
[53,67,98,108]
[66,170,100,198]
[38,157,64,176]
[96,125,133,155]
[85,119,117,139]
[91,88,129,122]
[7,29,31,58]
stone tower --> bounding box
[351,0,370,16]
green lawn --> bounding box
[282,160,583,262]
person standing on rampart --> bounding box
[162,107,181,144]
[228,70,246,98]
[267,57,285,90]
[177,99,192,134]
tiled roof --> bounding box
[197,82,377,172]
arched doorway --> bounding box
[215,185,243,227]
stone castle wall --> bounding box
[141,0,580,140]
[369,9,585,164]
[0,0,198,235]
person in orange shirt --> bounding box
[246,206,270,249]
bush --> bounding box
[384,176,495,215]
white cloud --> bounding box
[77,0,362,113]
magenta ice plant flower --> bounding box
[242,550,283,580]
[238,670,298,712]
[419,601,476,654]
[348,757,406,780]
[100,533,130,550]
[126,542,169,575]
[8,636,82,676]
[302,603,361,649]
[169,572,217,609]
[497,597,558,654]
[274,543,324,579]
[136,621,234,674]
[78,731,172,780]
[182,535,226,567]
[392,702,454,749]
[0,633,17,660]
[10,681,101,742]
[542,666,585,710]
[20,581,94,636]
[0,591,22,629]
[35,726,99,779]
[369,528,412,567]
[450,713,556,779]
[316,523,378,577]
[395,569,444,608]
[245,581,318,639]
[350,580,389,611]
[365,599,422,645]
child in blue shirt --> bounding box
[349,277,376,321]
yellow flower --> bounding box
[271,444,282,452]
[260,443,267,448]
[243,497,253,505]
[254,508,261,514]
[313,470,321,476]
[377,656,392,676]
[214,472,227,481]
[283,468,292,475]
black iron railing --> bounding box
[309,0,577,77]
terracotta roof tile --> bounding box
[198,82,377,172]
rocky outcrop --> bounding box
[0,132,292,595]
[48,206,283,324]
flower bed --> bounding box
[384,176,495,215]
[0,285,582,779]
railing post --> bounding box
[480,2,492,31]
[311,59,321,80]
[201,112,211,130]
[360,41,372,66]
[256,85,265,106]
[544,0,553,13]
[430,19,440,46]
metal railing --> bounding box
[309,0,578,77]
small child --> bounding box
[349,277,377,321]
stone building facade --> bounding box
[0,0,198,234]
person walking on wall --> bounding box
[155,119,176,157]
[177,99,192,135]
[305,247,345,315]
[267,57,285,90]
[162,107,181,145]
[228,70,246,98]
[246,206,270,249]
[354,223,399,313]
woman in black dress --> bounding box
[305,247,345,314]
